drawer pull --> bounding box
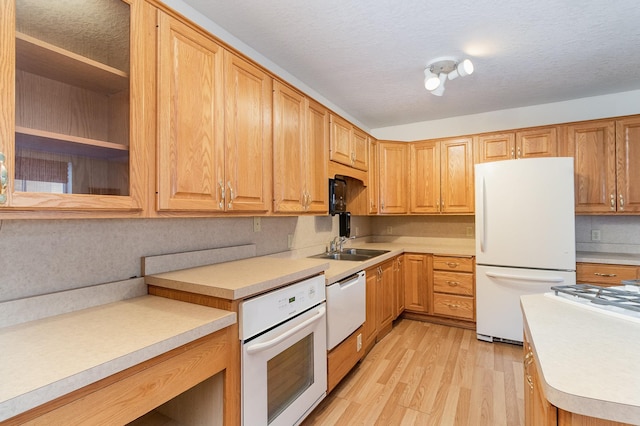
[594,272,617,277]
[447,281,459,287]
[446,303,460,309]
[446,262,459,268]
[526,375,534,390]
[524,351,534,366]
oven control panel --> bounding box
[239,274,326,340]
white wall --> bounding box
[371,90,640,141]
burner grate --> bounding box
[551,284,640,313]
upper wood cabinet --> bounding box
[564,117,640,214]
[0,0,149,214]
[273,81,329,214]
[157,14,271,213]
[378,141,408,214]
[410,137,474,214]
[475,126,557,163]
[329,114,368,171]
[367,138,379,214]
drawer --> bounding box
[433,256,474,273]
[327,326,364,393]
[433,271,474,296]
[432,293,474,320]
[576,263,638,286]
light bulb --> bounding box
[448,59,474,80]
[430,73,448,96]
[424,69,441,91]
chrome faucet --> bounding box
[330,236,345,253]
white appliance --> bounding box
[326,271,366,350]
[475,157,576,343]
[240,274,327,426]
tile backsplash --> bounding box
[576,215,640,254]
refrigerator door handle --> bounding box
[479,177,487,253]
[485,271,566,284]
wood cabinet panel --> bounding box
[566,120,617,214]
[516,126,557,159]
[394,255,405,318]
[576,262,639,286]
[432,293,474,320]
[329,114,368,171]
[304,99,329,213]
[432,255,475,322]
[363,265,379,350]
[475,132,515,163]
[378,141,408,214]
[433,270,474,296]
[368,138,379,214]
[440,137,474,213]
[432,255,474,272]
[404,253,431,313]
[410,141,440,213]
[615,117,640,213]
[377,259,395,337]
[157,12,224,211]
[327,325,363,393]
[223,51,272,212]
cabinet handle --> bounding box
[0,153,7,205]
[447,262,459,268]
[381,200,385,210]
[620,193,625,210]
[526,374,534,390]
[594,272,616,277]
[218,180,225,209]
[446,303,460,309]
[610,193,616,210]
[447,281,459,287]
[524,351,534,366]
[227,181,234,209]
[517,146,521,158]
[511,147,515,158]
[351,152,356,164]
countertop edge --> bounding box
[522,294,640,424]
[0,297,236,422]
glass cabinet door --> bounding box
[1,0,146,212]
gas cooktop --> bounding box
[548,284,640,323]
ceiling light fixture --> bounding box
[424,58,474,96]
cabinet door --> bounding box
[273,81,306,213]
[363,266,378,350]
[352,128,369,171]
[378,142,408,214]
[566,120,616,213]
[157,13,224,211]
[516,126,557,159]
[223,51,272,212]
[368,138,379,214]
[475,133,515,163]
[394,255,405,318]
[410,140,440,213]
[377,260,395,334]
[404,253,431,313]
[440,137,474,213]
[329,114,352,167]
[616,117,640,213]
[304,99,329,213]
[3,0,146,212]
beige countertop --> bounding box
[0,295,236,422]
[521,293,640,424]
[576,251,640,266]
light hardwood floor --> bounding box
[303,319,524,426]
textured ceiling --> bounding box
[182,0,640,129]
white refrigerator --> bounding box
[475,157,576,343]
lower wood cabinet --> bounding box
[363,265,379,351]
[377,259,395,340]
[404,253,431,313]
[393,255,405,318]
[326,325,364,393]
[576,262,639,287]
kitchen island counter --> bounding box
[521,293,640,424]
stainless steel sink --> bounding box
[308,248,389,261]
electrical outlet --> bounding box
[591,229,601,241]
[287,234,294,249]
[356,333,362,351]
[253,217,261,232]
[387,226,393,235]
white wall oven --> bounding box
[240,274,327,426]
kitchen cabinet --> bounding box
[576,262,639,287]
[326,325,364,393]
[329,114,368,171]
[378,141,409,214]
[393,255,405,318]
[410,137,474,214]
[432,255,475,321]
[475,126,557,163]
[157,14,272,213]
[273,80,329,213]
[0,0,149,215]
[363,265,379,351]
[368,138,379,214]
[377,259,395,340]
[404,253,431,313]
[565,117,640,214]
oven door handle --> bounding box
[245,305,326,354]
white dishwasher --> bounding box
[326,271,366,350]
